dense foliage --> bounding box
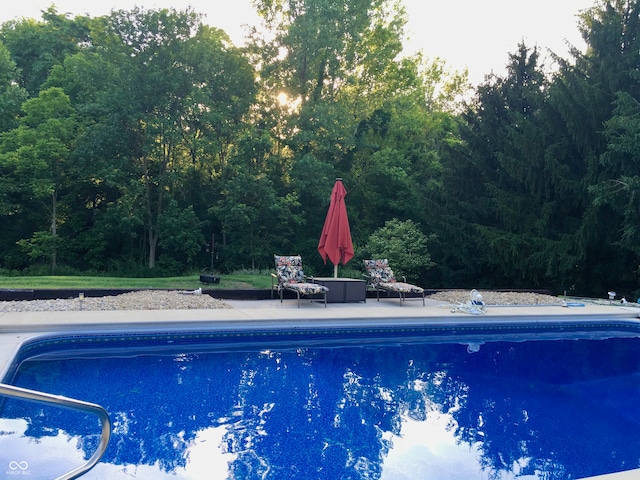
[1,1,639,298]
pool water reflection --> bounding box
[2,335,640,479]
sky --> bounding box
[0,0,597,85]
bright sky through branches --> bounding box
[0,0,596,85]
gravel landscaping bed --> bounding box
[0,290,231,312]
[427,290,560,306]
[0,289,566,312]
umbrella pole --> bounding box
[334,264,338,278]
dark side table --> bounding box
[313,277,366,303]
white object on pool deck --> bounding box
[449,289,487,315]
[580,468,640,479]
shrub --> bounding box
[364,219,434,281]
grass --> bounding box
[0,273,273,290]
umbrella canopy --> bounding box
[318,179,354,277]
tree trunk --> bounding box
[142,154,162,269]
[51,190,57,273]
[148,229,158,269]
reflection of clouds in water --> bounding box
[0,419,235,480]
[87,425,236,479]
[0,418,86,479]
[0,413,540,480]
[380,414,538,480]
[185,426,237,478]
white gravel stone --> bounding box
[427,290,560,306]
[0,290,231,312]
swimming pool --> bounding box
[2,321,640,479]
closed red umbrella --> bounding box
[318,178,354,277]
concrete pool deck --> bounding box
[2,295,639,330]
[1,296,640,480]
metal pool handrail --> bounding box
[0,383,111,480]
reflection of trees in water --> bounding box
[224,347,396,479]
[5,353,246,473]
[3,338,640,479]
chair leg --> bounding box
[297,291,301,308]
[324,291,327,307]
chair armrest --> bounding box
[362,274,375,290]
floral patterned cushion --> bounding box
[364,259,424,293]
[285,282,328,295]
[379,281,424,294]
[363,259,396,285]
[275,255,305,284]
[274,255,328,295]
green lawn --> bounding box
[0,274,273,290]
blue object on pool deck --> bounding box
[2,332,640,479]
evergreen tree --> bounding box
[450,44,566,289]
[550,0,640,295]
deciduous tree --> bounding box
[0,87,78,271]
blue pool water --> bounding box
[2,326,640,479]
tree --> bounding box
[156,201,204,270]
[75,7,256,270]
[250,0,420,173]
[445,43,590,291]
[0,7,92,96]
[0,87,78,271]
[249,0,449,269]
[364,219,433,283]
[0,41,28,264]
[593,89,640,254]
[212,132,301,271]
[0,41,27,133]
[179,25,257,175]
[585,1,640,254]
[549,0,640,294]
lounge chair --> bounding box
[272,255,329,307]
[363,259,425,306]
